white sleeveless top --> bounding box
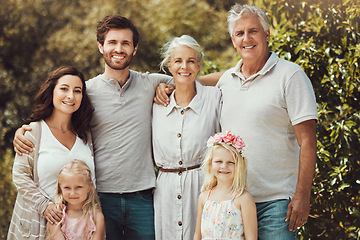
[201,190,245,239]
[37,120,95,201]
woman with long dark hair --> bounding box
[8,66,95,240]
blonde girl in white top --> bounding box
[194,131,257,240]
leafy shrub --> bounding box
[263,0,360,238]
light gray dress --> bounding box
[152,81,222,240]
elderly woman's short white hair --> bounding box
[227,4,270,36]
[160,35,204,73]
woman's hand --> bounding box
[44,203,63,225]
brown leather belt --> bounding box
[158,164,201,173]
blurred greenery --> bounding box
[0,0,359,239]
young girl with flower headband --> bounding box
[47,160,105,240]
[194,131,257,240]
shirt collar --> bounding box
[231,51,279,81]
[165,81,203,116]
[100,70,134,91]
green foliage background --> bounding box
[0,0,359,239]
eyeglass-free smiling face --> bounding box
[59,174,91,208]
[52,75,83,116]
[231,14,270,65]
[98,28,138,71]
[168,45,201,85]
[211,147,236,183]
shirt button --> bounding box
[112,81,116,85]
[177,133,181,138]
[117,88,120,91]
[120,93,123,97]
[179,161,183,165]
[177,195,182,199]
[180,110,184,115]
[178,221,182,226]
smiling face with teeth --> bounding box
[231,13,270,67]
[52,75,83,116]
[98,28,138,72]
[211,146,236,183]
[167,45,201,85]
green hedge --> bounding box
[264,0,360,238]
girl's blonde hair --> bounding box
[54,160,101,240]
[201,143,247,197]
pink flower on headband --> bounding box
[212,133,223,142]
[223,133,235,144]
[207,131,245,154]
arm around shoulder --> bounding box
[198,72,224,86]
[236,191,257,240]
[13,124,34,155]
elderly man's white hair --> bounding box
[227,4,270,36]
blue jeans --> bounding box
[256,199,297,240]
[99,189,155,240]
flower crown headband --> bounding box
[207,131,246,154]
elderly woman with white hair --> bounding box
[152,35,221,239]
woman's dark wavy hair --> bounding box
[25,66,93,143]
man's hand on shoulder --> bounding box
[154,83,174,107]
[13,124,33,155]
